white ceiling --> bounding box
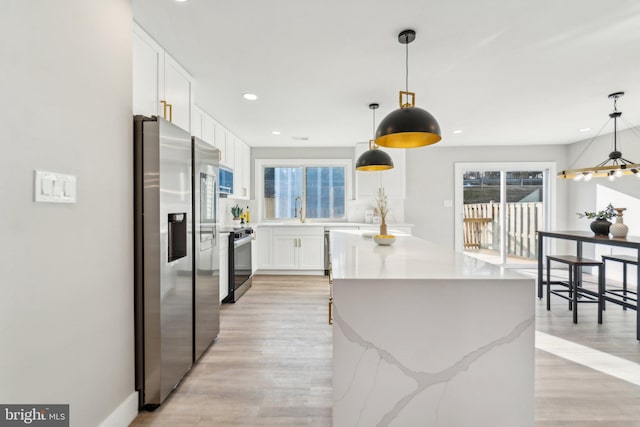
[133,0,640,148]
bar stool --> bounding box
[546,255,604,324]
[601,255,638,312]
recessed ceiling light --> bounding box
[272,131,281,135]
[175,0,189,2]
[579,128,592,132]
[453,130,463,134]
[242,93,258,101]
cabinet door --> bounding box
[219,234,229,302]
[298,232,325,270]
[132,25,163,117]
[271,231,298,269]
[234,140,244,199]
[225,132,236,170]
[214,119,226,154]
[164,53,192,132]
[202,113,216,146]
[242,142,251,199]
[355,142,406,199]
[255,227,272,269]
[191,105,203,139]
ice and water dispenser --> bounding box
[168,213,187,262]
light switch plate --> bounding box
[34,170,76,203]
[443,199,453,208]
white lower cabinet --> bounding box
[219,233,229,302]
[261,226,324,271]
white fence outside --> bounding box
[463,202,544,259]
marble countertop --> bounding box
[330,229,527,281]
[254,222,413,228]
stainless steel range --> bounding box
[223,227,253,303]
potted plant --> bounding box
[577,203,616,236]
[231,204,243,226]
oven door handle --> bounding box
[234,235,253,248]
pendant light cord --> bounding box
[405,36,409,94]
[372,107,376,139]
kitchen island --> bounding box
[329,230,534,427]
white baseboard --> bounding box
[255,269,325,276]
[99,391,138,427]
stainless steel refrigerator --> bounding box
[192,136,220,362]
[134,116,194,409]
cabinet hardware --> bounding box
[160,100,173,122]
[298,238,301,247]
[242,188,247,197]
[328,297,333,325]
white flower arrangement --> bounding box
[374,187,390,224]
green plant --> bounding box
[231,204,243,219]
[577,203,616,220]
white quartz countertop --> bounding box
[254,222,413,228]
[330,229,527,280]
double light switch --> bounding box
[34,170,77,203]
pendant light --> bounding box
[375,29,441,148]
[356,103,394,171]
[558,92,640,180]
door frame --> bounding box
[454,161,557,266]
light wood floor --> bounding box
[131,274,640,426]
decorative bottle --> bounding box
[610,207,629,238]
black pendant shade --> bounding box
[356,147,394,171]
[375,29,442,149]
[375,106,441,148]
[355,103,395,171]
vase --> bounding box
[590,218,612,236]
[610,208,629,238]
[380,222,388,236]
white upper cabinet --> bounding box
[163,54,192,132]
[354,143,406,199]
[225,132,236,170]
[133,25,163,118]
[202,113,216,146]
[242,142,251,199]
[191,105,203,139]
[133,23,192,132]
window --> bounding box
[262,164,347,220]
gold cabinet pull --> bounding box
[328,297,333,325]
[159,100,173,122]
[160,100,167,119]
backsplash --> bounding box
[221,197,405,225]
[220,197,257,226]
[347,197,405,224]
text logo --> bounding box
[0,405,68,427]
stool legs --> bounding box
[546,257,551,311]
[573,265,579,324]
[623,263,628,311]
[598,265,604,324]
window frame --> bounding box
[255,158,352,222]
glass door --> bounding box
[456,163,552,267]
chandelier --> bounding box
[559,92,640,181]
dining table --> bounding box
[537,230,640,340]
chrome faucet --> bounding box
[294,196,306,223]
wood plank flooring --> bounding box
[131,274,640,426]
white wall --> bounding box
[0,2,135,426]
[405,144,569,249]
